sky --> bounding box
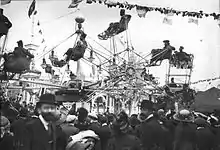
[1,0,220,90]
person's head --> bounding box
[37,93,59,122]
[138,100,154,122]
[171,77,174,83]
[17,40,23,47]
[163,40,170,46]
[77,107,88,123]
[56,106,68,125]
[179,46,184,52]
[0,8,3,15]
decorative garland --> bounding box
[84,0,220,20]
[190,76,220,84]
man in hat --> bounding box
[135,100,168,150]
[13,40,34,59]
[163,40,175,53]
[23,93,67,150]
[0,8,12,40]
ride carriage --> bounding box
[49,50,66,68]
[148,48,173,66]
[98,14,132,40]
[171,51,194,69]
[0,48,34,80]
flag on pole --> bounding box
[28,0,36,18]
[0,0,11,5]
[188,18,198,25]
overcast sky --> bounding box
[1,0,220,90]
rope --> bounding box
[40,9,79,25]
[35,33,76,61]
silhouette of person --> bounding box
[13,40,34,59]
[169,77,178,88]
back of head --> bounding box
[77,107,88,122]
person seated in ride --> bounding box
[0,8,12,40]
[64,32,87,62]
[169,77,178,88]
[13,40,34,59]
[176,46,189,62]
[163,40,175,52]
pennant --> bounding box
[1,0,11,5]
[188,18,198,25]
[136,6,147,18]
[28,0,36,18]
[68,0,83,8]
[163,17,172,25]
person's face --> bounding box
[38,103,57,122]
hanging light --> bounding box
[41,58,47,69]
[66,64,71,74]
[75,16,85,24]
[88,50,95,62]
[98,65,102,74]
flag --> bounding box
[188,18,198,25]
[68,0,83,8]
[28,0,36,18]
[1,0,11,5]
[163,17,172,25]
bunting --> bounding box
[0,0,11,5]
[190,76,220,85]
[28,0,36,18]
[86,0,220,21]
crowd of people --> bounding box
[1,93,220,150]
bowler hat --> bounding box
[163,40,170,43]
[37,93,58,105]
[179,46,184,49]
[17,40,23,45]
[140,100,153,110]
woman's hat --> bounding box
[66,130,99,150]
[173,109,194,122]
[37,93,58,105]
